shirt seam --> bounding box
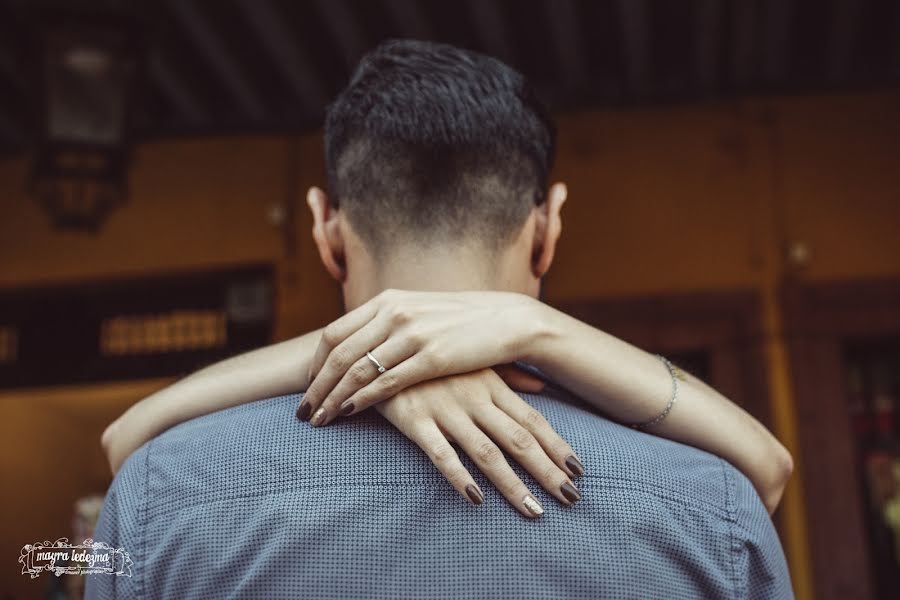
[143,476,731,521]
[721,457,744,600]
[137,438,152,600]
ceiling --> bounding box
[1,0,899,157]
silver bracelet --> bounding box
[629,354,681,431]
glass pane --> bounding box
[842,336,900,599]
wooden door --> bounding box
[783,278,900,600]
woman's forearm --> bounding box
[521,301,793,514]
[102,329,322,473]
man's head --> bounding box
[308,39,568,309]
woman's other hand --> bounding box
[374,368,583,518]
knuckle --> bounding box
[390,306,412,325]
[542,465,562,484]
[444,466,470,487]
[378,372,401,396]
[430,442,456,465]
[498,475,527,495]
[347,363,370,386]
[451,372,477,391]
[445,378,468,400]
[478,367,498,380]
[509,427,536,452]
[522,409,547,429]
[474,441,502,464]
[403,403,426,422]
[330,345,355,370]
[321,324,341,347]
[448,471,469,487]
[419,349,443,372]
[552,440,573,459]
[406,328,425,347]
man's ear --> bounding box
[531,182,567,278]
[307,186,346,281]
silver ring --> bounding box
[365,351,387,374]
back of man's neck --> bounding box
[344,250,511,310]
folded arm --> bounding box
[103,289,792,515]
[300,289,793,514]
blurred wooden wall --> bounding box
[2,91,899,600]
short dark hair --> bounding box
[324,39,556,258]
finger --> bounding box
[472,402,580,506]
[489,379,585,479]
[338,352,442,417]
[442,411,546,519]
[300,317,388,421]
[311,336,419,426]
[400,417,486,507]
[308,301,379,381]
[492,364,546,393]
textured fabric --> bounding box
[85,387,793,599]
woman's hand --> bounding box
[374,367,584,517]
[297,289,546,426]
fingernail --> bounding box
[310,407,326,426]
[296,401,311,421]
[560,482,581,503]
[522,495,544,517]
[565,455,585,477]
[465,485,484,506]
[339,401,355,416]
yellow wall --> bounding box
[2,92,900,599]
[0,379,173,600]
[4,94,899,324]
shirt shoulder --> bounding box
[90,391,793,599]
[723,464,795,599]
[84,442,149,600]
[525,391,794,599]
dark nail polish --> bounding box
[565,455,585,477]
[560,482,581,503]
[465,484,484,506]
[297,401,311,421]
[339,402,355,416]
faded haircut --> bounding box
[324,39,556,258]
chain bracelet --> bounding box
[629,354,681,431]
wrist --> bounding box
[516,296,562,366]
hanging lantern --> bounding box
[30,15,140,232]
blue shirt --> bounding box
[86,389,793,599]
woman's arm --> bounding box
[101,329,321,473]
[301,290,793,514]
[523,304,794,514]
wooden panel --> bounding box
[787,335,875,599]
